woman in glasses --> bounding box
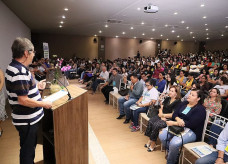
[129,78,159,132]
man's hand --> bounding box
[38,79,46,90]
[42,101,52,109]
[130,85,134,91]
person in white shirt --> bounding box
[129,79,159,132]
[214,76,228,98]
[91,66,109,94]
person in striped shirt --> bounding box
[5,37,52,164]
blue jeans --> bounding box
[159,128,196,164]
[118,97,138,119]
[92,79,104,92]
[195,151,228,164]
[131,106,148,126]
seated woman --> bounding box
[181,83,200,102]
[199,75,211,92]
[155,72,167,93]
[159,74,177,103]
[159,89,206,164]
[130,79,159,132]
[214,76,228,98]
[208,68,220,84]
[181,73,195,97]
[144,86,181,152]
[176,70,187,87]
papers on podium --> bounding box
[43,90,68,102]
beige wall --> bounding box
[161,40,199,54]
[32,34,98,60]
[205,37,228,51]
[105,37,156,60]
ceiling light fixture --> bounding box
[64,8,69,11]
[181,21,185,24]
[60,21,64,24]
[152,28,155,31]
[94,34,97,37]
[166,39,169,40]
[141,22,145,25]
[190,32,193,34]
[226,26,228,28]
[186,27,189,29]
[116,36,119,38]
[137,7,141,11]
[150,38,153,39]
[105,24,108,28]
[165,24,168,27]
[160,34,163,37]
[193,36,195,38]
[134,36,136,39]
[142,33,145,35]
[181,39,183,41]
[206,37,210,40]
[206,33,209,35]
[59,25,62,28]
[206,28,209,31]
[205,24,208,26]
[200,4,205,7]
[221,34,224,37]
[203,16,207,19]
[171,30,175,33]
[62,15,66,19]
[177,35,180,38]
[130,27,134,30]
[122,32,126,34]
[99,30,102,33]
[174,12,178,15]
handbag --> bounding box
[147,105,160,118]
[118,88,129,96]
[169,125,184,135]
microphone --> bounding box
[54,78,72,100]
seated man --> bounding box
[91,66,109,94]
[100,68,122,104]
[117,74,144,124]
[195,123,228,164]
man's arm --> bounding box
[18,95,52,109]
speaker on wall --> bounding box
[174,41,177,45]
[139,40,142,44]
[93,38,97,43]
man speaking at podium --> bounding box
[5,37,52,164]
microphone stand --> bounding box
[54,78,72,100]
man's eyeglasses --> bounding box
[145,84,151,87]
[28,50,36,54]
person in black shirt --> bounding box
[144,86,181,152]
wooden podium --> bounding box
[42,85,88,164]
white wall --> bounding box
[0,0,31,72]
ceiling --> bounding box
[2,0,228,41]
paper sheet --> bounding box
[43,90,68,102]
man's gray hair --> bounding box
[11,37,34,59]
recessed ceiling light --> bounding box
[94,34,97,37]
[64,8,68,11]
[193,36,195,38]
[99,30,102,33]
[130,27,134,30]
[181,39,183,41]
[152,28,155,31]
[177,35,180,38]
[203,16,207,19]
[142,33,145,35]
[59,25,62,28]
[181,21,185,24]
[62,15,66,19]
[160,34,163,37]
[60,21,64,24]
[226,26,228,28]
[226,17,228,19]
[206,37,210,40]
[166,39,169,40]
[165,24,168,27]
[116,36,119,38]
[186,27,189,29]
[105,24,108,28]
[133,36,136,39]
[206,28,209,31]
[190,32,193,34]
[141,22,144,25]
[200,4,205,7]
[122,32,126,35]
[205,24,208,26]
[206,33,209,35]
[221,34,224,37]
[150,38,153,39]
[171,30,175,33]
[174,12,178,15]
[137,7,141,11]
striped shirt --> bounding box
[5,59,44,126]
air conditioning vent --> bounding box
[107,19,123,24]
